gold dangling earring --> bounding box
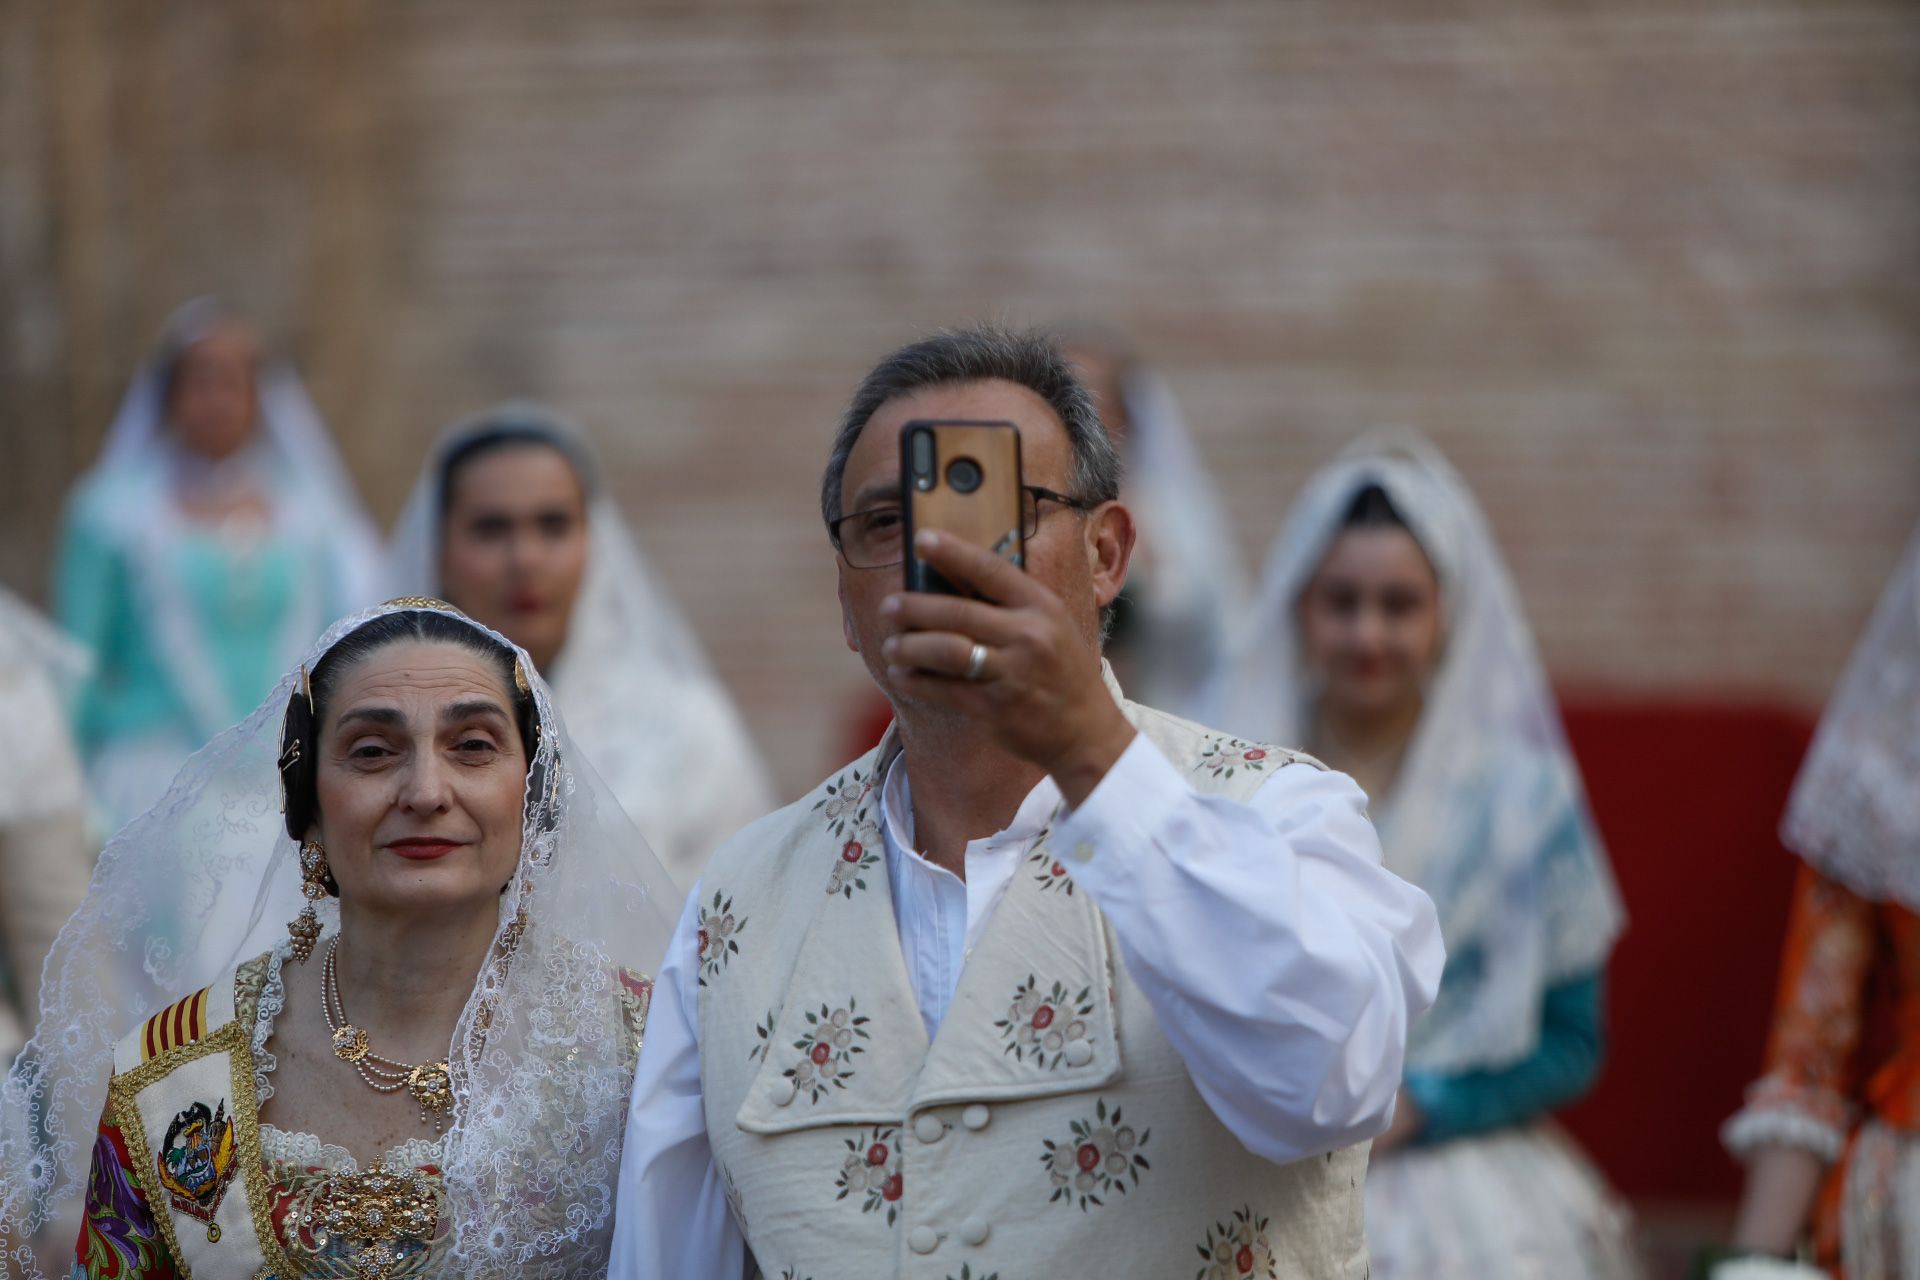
[289,839,329,963]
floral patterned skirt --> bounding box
[1364,1122,1643,1280]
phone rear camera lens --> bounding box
[947,458,983,494]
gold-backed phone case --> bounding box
[901,420,1025,596]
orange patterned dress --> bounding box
[1726,864,1920,1272]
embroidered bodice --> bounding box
[247,942,452,1276]
[77,944,653,1279]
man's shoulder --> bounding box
[1121,698,1328,776]
[704,749,888,887]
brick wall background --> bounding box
[3,1,1916,798]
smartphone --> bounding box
[900,420,1025,597]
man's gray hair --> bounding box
[819,326,1124,529]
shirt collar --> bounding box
[880,751,1062,865]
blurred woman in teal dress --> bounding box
[55,300,384,835]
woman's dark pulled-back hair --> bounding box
[1341,482,1409,531]
[279,609,539,852]
[436,407,595,530]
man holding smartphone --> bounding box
[612,326,1444,1279]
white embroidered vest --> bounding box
[697,697,1371,1280]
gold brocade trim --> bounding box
[293,1161,445,1278]
[108,973,297,1280]
[617,970,654,1075]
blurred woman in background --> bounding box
[54,299,384,836]
[1205,432,1637,1278]
[1720,520,1920,1279]
[0,588,92,1068]
[389,404,775,891]
[1059,330,1247,715]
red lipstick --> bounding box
[386,837,467,861]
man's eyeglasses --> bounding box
[829,486,1094,570]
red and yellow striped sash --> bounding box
[139,987,210,1062]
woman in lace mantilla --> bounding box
[0,600,676,1278]
[1722,519,1920,1278]
[387,404,775,893]
[1202,433,1637,1278]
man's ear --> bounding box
[1085,500,1137,609]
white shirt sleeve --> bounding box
[1052,733,1445,1163]
[610,885,750,1280]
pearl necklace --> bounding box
[321,937,454,1131]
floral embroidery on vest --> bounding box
[1026,847,1076,895]
[1194,1206,1279,1278]
[748,1010,778,1062]
[722,1161,748,1234]
[816,765,883,896]
[785,1000,869,1101]
[828,838,882,897]
[834,1124,904,1224]
[1042,1098,1151,1210]
[696,890,747,984]
[1193,736,1286,781]
[815,765,879,836]
[996,974,1095,1069]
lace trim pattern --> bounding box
[1721,1100,1849,1164]
[252,938,290,1105]
[260,1125,448,1175]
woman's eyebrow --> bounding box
[441,699,511,727]
[335,705,404,731]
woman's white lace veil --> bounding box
[1201,430,1625,1073]
[388,405,776,890]
[0,600,679,1277]
[94,296,387,612]
[1782,518,1920,910]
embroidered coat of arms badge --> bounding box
[156,1098,239,1239]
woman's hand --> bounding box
[1369,1092,1425,1155]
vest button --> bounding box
[908,1225,940,1255]
[913,1112,946,1144]
[1071,839,1096,864]
[960,1216,991,1246]
[768,1078,796,1107]
[1063,1037,1095,1067]
[961,1104,990,1131]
